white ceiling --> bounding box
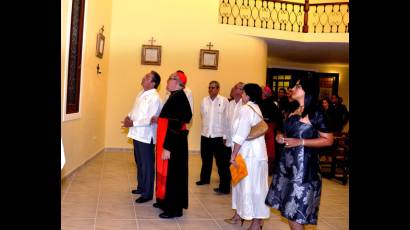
[263,37,349,64]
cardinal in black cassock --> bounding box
[154,70,192,218]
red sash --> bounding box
[155,117,169,199]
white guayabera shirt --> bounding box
[200,94,229,139]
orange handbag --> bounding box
[230,154,248,186]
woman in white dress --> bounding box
[225,83,270,230]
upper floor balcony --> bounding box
[219,0,349,33]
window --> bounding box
[266,68,339,101]
[272,75,291,93]
[65,0,86,115]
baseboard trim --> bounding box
[62,147,200,180]
[104,147,133,152]
[61,147,105,180]
[104,147,200,154]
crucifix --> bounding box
[148,37,156,45]
[206,42,214,50]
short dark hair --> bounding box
[331,94,340,99]
[209,80,220,88]
[321,97,332,105]
[150,71,161,89]
[243,83,262,105]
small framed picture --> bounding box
[199,49,219,70]
[96,32,105,58]
[141,45,161,65]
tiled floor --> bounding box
[61,151,349,230]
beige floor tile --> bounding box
[61,178,72,192]
[61,217,95,230]
[62,151,349,229]
[95,219,138,230]
[199,203,234,220]
[200,196,232,206]
[179,203,213,219]
[305,220,338,230]
[177,219,221,230]
[61,203,97,218]
[67,181,100,193]
[322,217,348,230]
[267,210,282,220]
[100,183,130,193]
[318,206,346,218]
[72,169,100,177]
[100,178,130,186]
[138,219,180,230]
[215,219,246,230]
[97,204,135,219]
[62,192,99,204]
[71,176,101,184]
[98,192,134,206]
[261,219,291,230]
[134,204,163,219]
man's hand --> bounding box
[121,116,133,128]
[150,116,158,124]
[162,149,171,160]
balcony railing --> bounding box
[218,0,349,33]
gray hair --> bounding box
[209,80,220,88]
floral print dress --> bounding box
[265,110,331,225]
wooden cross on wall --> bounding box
[206,42,214,50]
[149,37,156,45]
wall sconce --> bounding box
[97,64,102,75]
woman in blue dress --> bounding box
[265,74,334,230]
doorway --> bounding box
[266,68,339,100]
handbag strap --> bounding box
[247,104,264,120]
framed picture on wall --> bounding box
[199,49,219,70]
[141,45,161,65]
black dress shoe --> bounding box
[135,197,152,203]
[159,211,183,218]
[131,189,142,194]
[153,202,163,208]
[196,181,210,185]
[214,188,230,194]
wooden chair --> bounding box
[330,133,349,185]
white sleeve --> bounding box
[224,102,231,141]
[133,95,161,127]
[232,106,252,146]
[200,98,205,117]
[184,88,194,114]
[222,98,229,139]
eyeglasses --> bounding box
[208,86,217,89]
[293,84,302,89]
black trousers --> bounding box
[133,139,155,199]
[199,136,231,192]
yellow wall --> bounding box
[104,0,267,151]
[62,0,349,172]
[61,0,113,178]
